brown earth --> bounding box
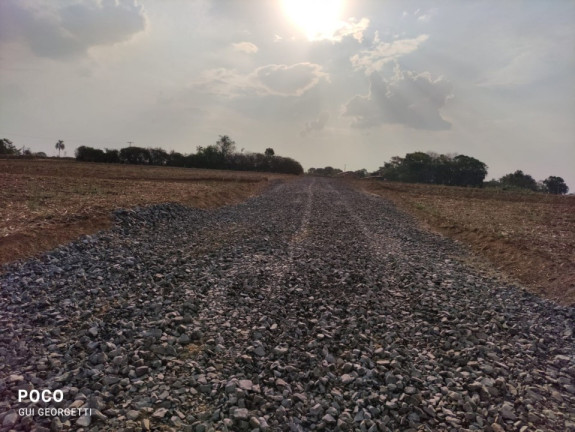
[356,180,575,306]
[0,159,293,266]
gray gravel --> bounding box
[1,177,574,431]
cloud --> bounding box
[0,0,147,59]
[255,63,328,96]
[351,34,429,74]
[416,8,437,23]
[332,18,370,43]
[232,41,258,54]
[477,40,573,89]
[343,67,453,130]
[190,68,251,98]
[300,112,330,137]
[191,63,328,98]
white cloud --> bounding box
[300,112,330,137]
[255,63,328,96]
[191,62,328,98]
[477,38,574,89]
[351,34,429,74]
[343,67,453,130]
[416,8,437,22]
[232,41,258,54]
[190,68,251,98]
[0,0,147,59]
[332,17,370,43]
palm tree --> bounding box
[55,140,65,157]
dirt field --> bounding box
[358,180,575,305]
[0,159,292,266]
[3,160,573,306]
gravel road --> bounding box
[1,177,574,432]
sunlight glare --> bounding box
[281,0,345,41]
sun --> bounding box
[281,0,345,41]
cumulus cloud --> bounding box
[351,34,429,74]
[343,67,453,130]
[232,41,258,54]
[191,62,328,98]
[0,0,147,59]
[300,112,330,137]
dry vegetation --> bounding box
[358,180,575,305]
[0,159,292,266]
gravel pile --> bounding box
[1,177,574,432]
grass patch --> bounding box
[356,180,575,306]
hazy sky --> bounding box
[1,0,574,188]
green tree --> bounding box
[194,145,224,169]
[149,148,169,165]
[543,176,569,195]
[403,152,434,183]
[265,148,275,157]
[378,152,487,187]
[119,146,151,164]
[216,135,236,158]
[55,140,65,157]
[0,138,20,155]
[451,155,488,187]
[167,151,186,167]
[377,156,405,181]
[76,146,105,162]
[499,170,538,191]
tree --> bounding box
[499,170,538,191]
[377,152,488,187]
[76,146,105,162]
[149,148,169,165]
[194,145,224,169]
[55,140,65,157]
[119,146,151,164]
[216,135,236,158]
[451,155,487,187]
[0,138,20,155]
[103,149,120,163]
[543,176,569,195]
[167,151,186,167]
[403,152,434,183]
[265,148,275,157]
[307,166,342,176]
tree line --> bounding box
[485,170,568,195]
[309,151,569,194]
[75,136,304,175]
[0,138,49,157]
[376,152,488,187]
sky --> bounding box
[1,0,574,188]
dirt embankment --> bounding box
[357,179,575,306]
